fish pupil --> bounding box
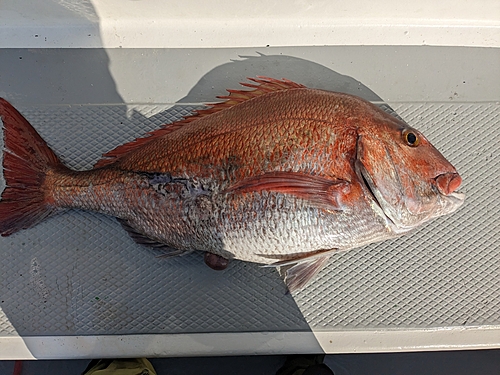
[406,132,417,145]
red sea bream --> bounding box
[0,78,465,290]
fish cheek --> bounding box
[400,146,450,216]
[359,136,440,224]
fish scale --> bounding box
[116,89,354,180]
[219,192,387,264]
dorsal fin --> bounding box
[94,77,306,168]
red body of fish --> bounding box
[0,78,464,290]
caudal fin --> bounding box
[0,98,66,236]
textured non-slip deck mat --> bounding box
[0,101,498,336]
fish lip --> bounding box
[448,191,465,201]
[432,172,462,196]
[440,190,466,210]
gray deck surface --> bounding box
[0,100,498,337]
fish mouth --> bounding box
[433,172,462,196]
[432,172,466,208]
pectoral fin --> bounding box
[224,171,350,211]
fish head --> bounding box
[356,111,465,232]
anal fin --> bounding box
[264,248,336,292]
[281,256,331,292]
[117,218,190,258]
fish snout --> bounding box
[434,172,462,195]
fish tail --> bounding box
[0,98,68,236]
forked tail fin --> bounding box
[0,98,67,236]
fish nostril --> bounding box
[435,172,462,195]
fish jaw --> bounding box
[427,188,465,218]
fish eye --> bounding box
[402,129,419,147]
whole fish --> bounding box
[0,77,464,291]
